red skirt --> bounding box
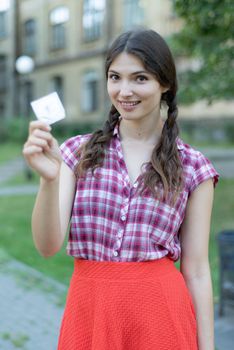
[57,258,197,350]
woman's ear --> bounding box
[161,86,169,94]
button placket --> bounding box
[117,231,123,238]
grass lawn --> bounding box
[0,194,73,286]
[0,142,22,164]
[0,178,234,299]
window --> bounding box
[50,6,69,50]
[0,0,9,38]
[82,71,99,113]
[50,76,64,104]
[23,19,36,55]
[0,55,7,91]
[123,0,145,30]
[83,0,105,42]
[0,11,7,38]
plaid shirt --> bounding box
[60,123,219,262]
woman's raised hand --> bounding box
[23,121,62,181]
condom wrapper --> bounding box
[30,92,65,125]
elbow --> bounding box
[32,230,64,258]
[39,249,58,258]
[35,243,63,258]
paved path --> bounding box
[0,252,67,350]
[0,184,38,197]
[0,158,25,184]
[215,305,234,350]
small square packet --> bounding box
[30,92,65,125]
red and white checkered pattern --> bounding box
[60,122,219,262]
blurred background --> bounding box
[0,1,234,349]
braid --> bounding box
[161,91,179,157]
[139,90,183,204]
[76,106,119,177]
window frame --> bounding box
[81,70,99,113]
[0,10,7,38]
[123,0,145,30]
[49,6,69,50]
[82,0,105,42]
[23,19,36,55]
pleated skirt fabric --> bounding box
[57,258,198,350]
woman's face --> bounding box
[107,52,167,124]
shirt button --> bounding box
[133,183,138,188]
[121,215,126,221]
[113,251,118,257]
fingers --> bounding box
[28,135,50,151]
[29,120,51,134]
[25,121,53,152]
[23,144,43,156]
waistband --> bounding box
[73,257,177,281]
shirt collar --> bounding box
[113,118,184,151]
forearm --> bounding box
[32,176,64,257]
[185,269,214,350]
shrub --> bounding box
[0,118,29,144]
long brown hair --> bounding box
[76,29,183,204]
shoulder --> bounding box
[177,137,206,166]
[177,137,219,193]
[60,133,92,171]
[60,133,92,153]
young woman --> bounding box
[23,29,219,350]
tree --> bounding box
[171,0,234,104]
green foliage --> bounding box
[171,0,234,104]
[179,118,234,145]
[0,118,29,144]
[1,117,101,144]
[52,120,101,142]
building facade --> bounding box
[1,0,232,125]
[0,0,16,119]
[0,0,182,125]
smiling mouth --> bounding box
[118,101,141,107]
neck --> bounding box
[119,116,163,145]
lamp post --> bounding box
[15,55,35,117]
[15,55,35,180]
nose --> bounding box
[119,81,133,97]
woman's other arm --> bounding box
[179,179,215,350]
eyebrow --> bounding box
[108,69,149,75]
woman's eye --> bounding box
[109,74,119,81]
[136,75,147,82]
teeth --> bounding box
[120,101,139,106]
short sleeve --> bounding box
[189,152,219,194]
[60,135,89,172]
